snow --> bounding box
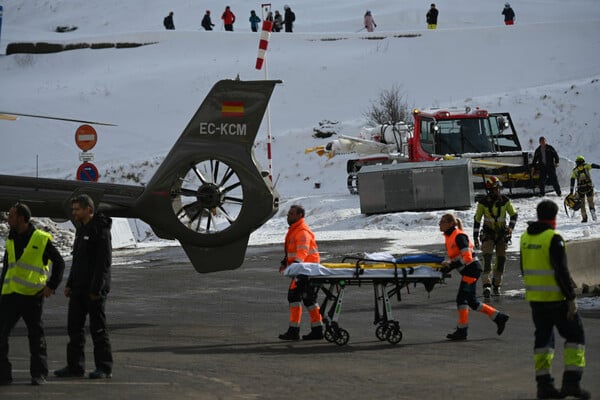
[1,0,600,258]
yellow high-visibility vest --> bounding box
[520,229,566,302]
[2,230,52,296]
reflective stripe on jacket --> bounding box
[444,227,474,266]
[520,229,566,302]
[285,218,320,265]
[2,230,52,295]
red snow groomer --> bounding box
[307,107,539,197]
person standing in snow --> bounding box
[249,10,261,32]
[502,3,515,25]
[221,6,236,31]
[163,11,175,30]
[531,136,561,197]
[426,3,439,29]
[273,10,283,32]
[364,10,377,32]
[569,155,600,223]
[201,10,215,31]
[283,5,295,32]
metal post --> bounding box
[0,5,4,49]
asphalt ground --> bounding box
[1,239,598,400]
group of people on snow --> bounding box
[163,5,296,33]
[164,3,517,33]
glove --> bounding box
[567,299,578,320]
[440,266,451,275]
[474,236,480,249]
[570,189,574,195]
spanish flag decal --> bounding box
[221,101,245,117]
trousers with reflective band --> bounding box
[531,301,585,375]
[520,229,566,302]
[2,230,52,295]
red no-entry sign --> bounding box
[75,124,98,151]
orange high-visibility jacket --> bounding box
[444,227,475,265]
[285,218,320,265]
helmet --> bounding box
[485,176,502,190]
[505,3,510,7]
[564,193,582,212]
[576,155,585,165]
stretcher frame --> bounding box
[284,254,446,346]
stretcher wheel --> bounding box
[387,327,403,345]
[324,327,336,343]
[375,324,388,341]
[334,329,350,346]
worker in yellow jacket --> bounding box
[0,203,65,386]
[520,200,589,399]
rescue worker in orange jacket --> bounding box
[439,213,509,340]
[278,205,323,341]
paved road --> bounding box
[1,239,598,400]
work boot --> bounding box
[537,374,564,399]
[446,327,467,341]
[31,376,47,386]
[494,313,509,335]
[581,217,588,223]
[302,326,324,340]
[591,209,597,222]
[493,285,501,296]
[483,285,491,299]
[89,369,112,379]
[561,371,591,399]
[278,327,300,341]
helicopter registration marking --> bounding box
[199,123,247,136]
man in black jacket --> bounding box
[201,10,215,31]
[283,5,295,32]
[426,4,439,29]
[531,136,562,197]
[164,11,175,30]
[54,194,113,380]
[0,203,65,386]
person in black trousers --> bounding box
[0,203,65,386]
[531,136,562,196]
[54,194,113,380]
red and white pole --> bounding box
[256,20,274,181]
[255,20,273,70]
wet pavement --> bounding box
[1,239,598,400]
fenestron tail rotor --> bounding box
[171,158,244,235]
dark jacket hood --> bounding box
[526,220,553,235]
[92,213,112,230]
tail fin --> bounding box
[135,79,281,272]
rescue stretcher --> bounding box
[284,253,446,346]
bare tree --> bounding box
[364,84,411,126]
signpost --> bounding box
[75,124,99,181]
[0,6,3,48]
